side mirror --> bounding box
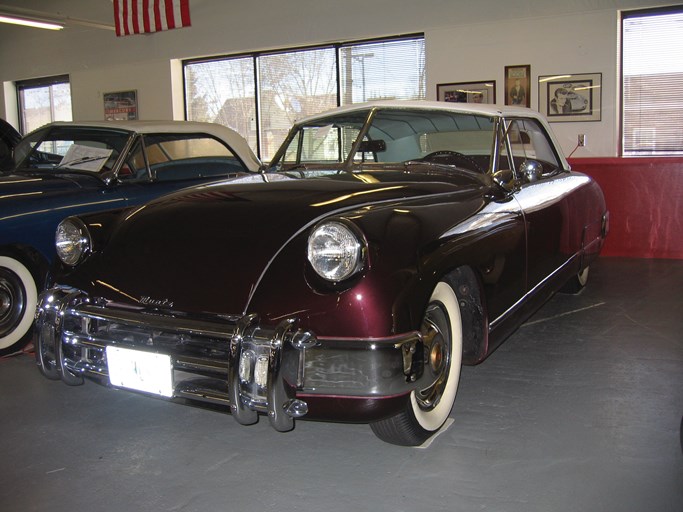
[519,159,543,182]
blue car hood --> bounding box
[0,171,92,195]
[0,171,115,259]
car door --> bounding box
[503,118,581,293]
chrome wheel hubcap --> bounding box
[416,304,451,411]
[0,270,25,337]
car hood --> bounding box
[0,172,105,224]
[75,168,488,316]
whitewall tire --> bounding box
[0,255,38,356]
[371,279,463,445]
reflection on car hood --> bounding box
[0,172,91,204]
[77,169,486,316]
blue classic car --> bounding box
[35,101,608,445]
[0,120,259,356]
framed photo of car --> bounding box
[437,81,496,104]
[538,73,602,122]
[103,90,138,120]
[504,65,531,107]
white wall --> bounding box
[426,10,618,156]
[0,0,672,157]
[69,60,175,121]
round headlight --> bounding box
[307,221,363,282]
[56,218,91,266]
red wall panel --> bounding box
[568,157,683,259]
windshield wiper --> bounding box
[404,159,449,168]
[404,159,484,175]
[54,155,108,170]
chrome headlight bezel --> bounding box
[307,220,365,283]
[55,217,91,266]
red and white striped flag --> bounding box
[114,0,191,37]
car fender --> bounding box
[246,193,507,351]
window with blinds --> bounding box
[339,38,425,105]
[622,7,683,156]
[183,35,425,161]
[258,48,338,160]
[16,75,72,134]
[185,57,256,150]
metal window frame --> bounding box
[181,34,425,160]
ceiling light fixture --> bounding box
[0,14,63,30]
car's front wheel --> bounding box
[370,279,463,446]
[0,255,38,357]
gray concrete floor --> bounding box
[1,258,682,512]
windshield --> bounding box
[271,108,497,174]
[13,126,132,174]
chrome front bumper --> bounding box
[35,287,424,431]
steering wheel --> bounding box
[421,150,483,172]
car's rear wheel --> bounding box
[0,255,38,357]
[561,265,590,294]
[370,279,463,446]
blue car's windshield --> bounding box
[14,126,132,175]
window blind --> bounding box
[339,37,426,105]
[258,48,337,161]
[183,35,425,161]
[184,57,257,150]
[622,8,683,155]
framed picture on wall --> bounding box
[103,90,138,121]
[538,73,602,122]
[436,81,497,104]
[504,65,530,107]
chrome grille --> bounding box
[59,304,238,379]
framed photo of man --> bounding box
[504,65,531,107]
[538,73,602,122]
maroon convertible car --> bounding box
[35,101,608,446]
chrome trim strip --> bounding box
[514,174,591,215]
[175,381,231,406]
[69,304,237,340]
[489,253,578,331]
[440,202,520,237]
[175,356,229,375]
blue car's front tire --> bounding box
[0,255,38,357]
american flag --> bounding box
[114,0,191,37]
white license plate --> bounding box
[106,346,174,398]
